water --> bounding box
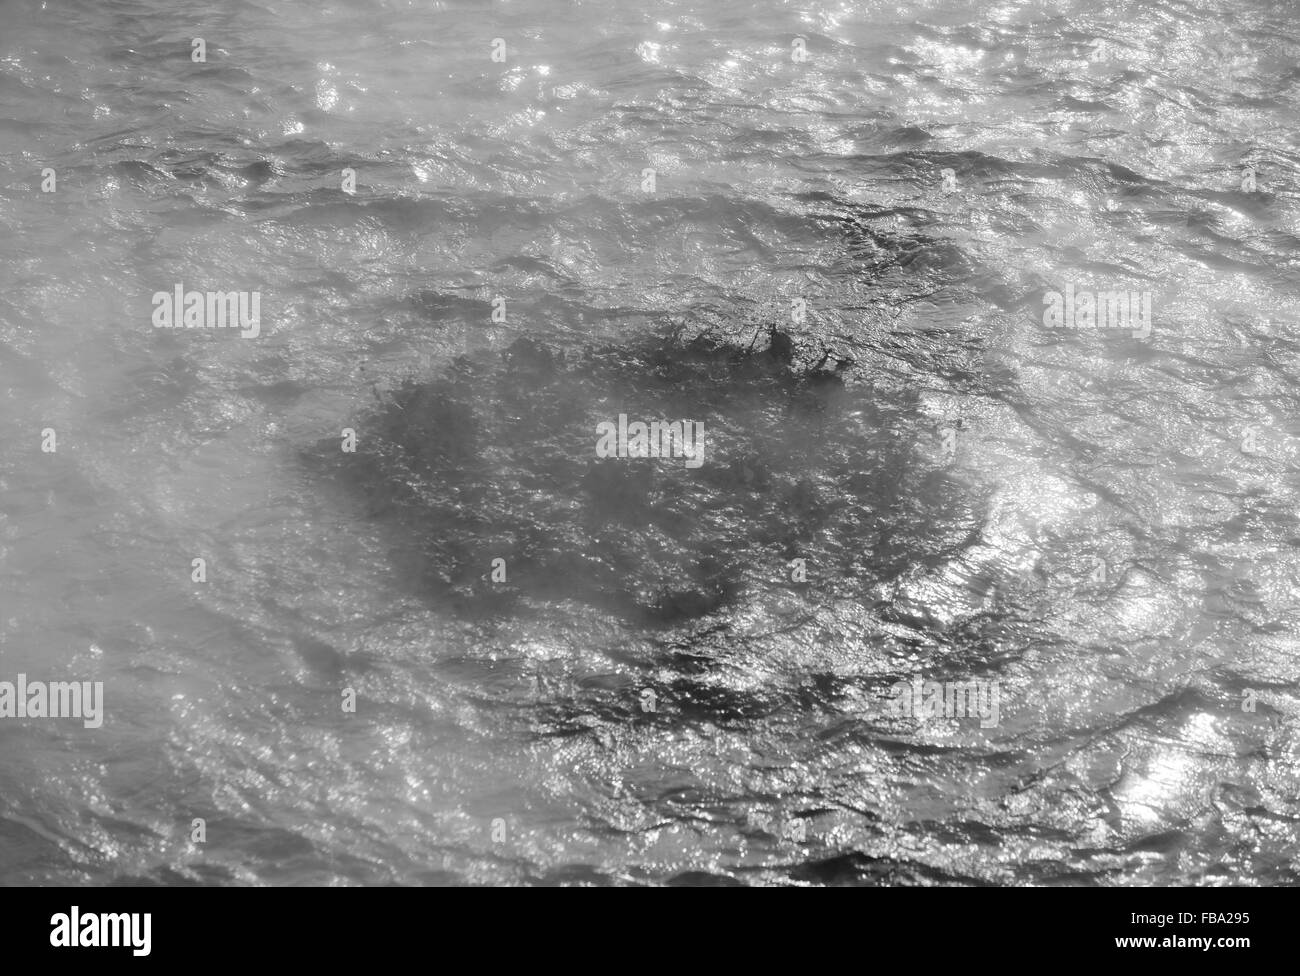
[1,0,1298,886]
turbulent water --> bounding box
[1,0,1299,886]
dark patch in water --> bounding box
[315,326,987,628]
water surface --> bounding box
[1,0,1299,885]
